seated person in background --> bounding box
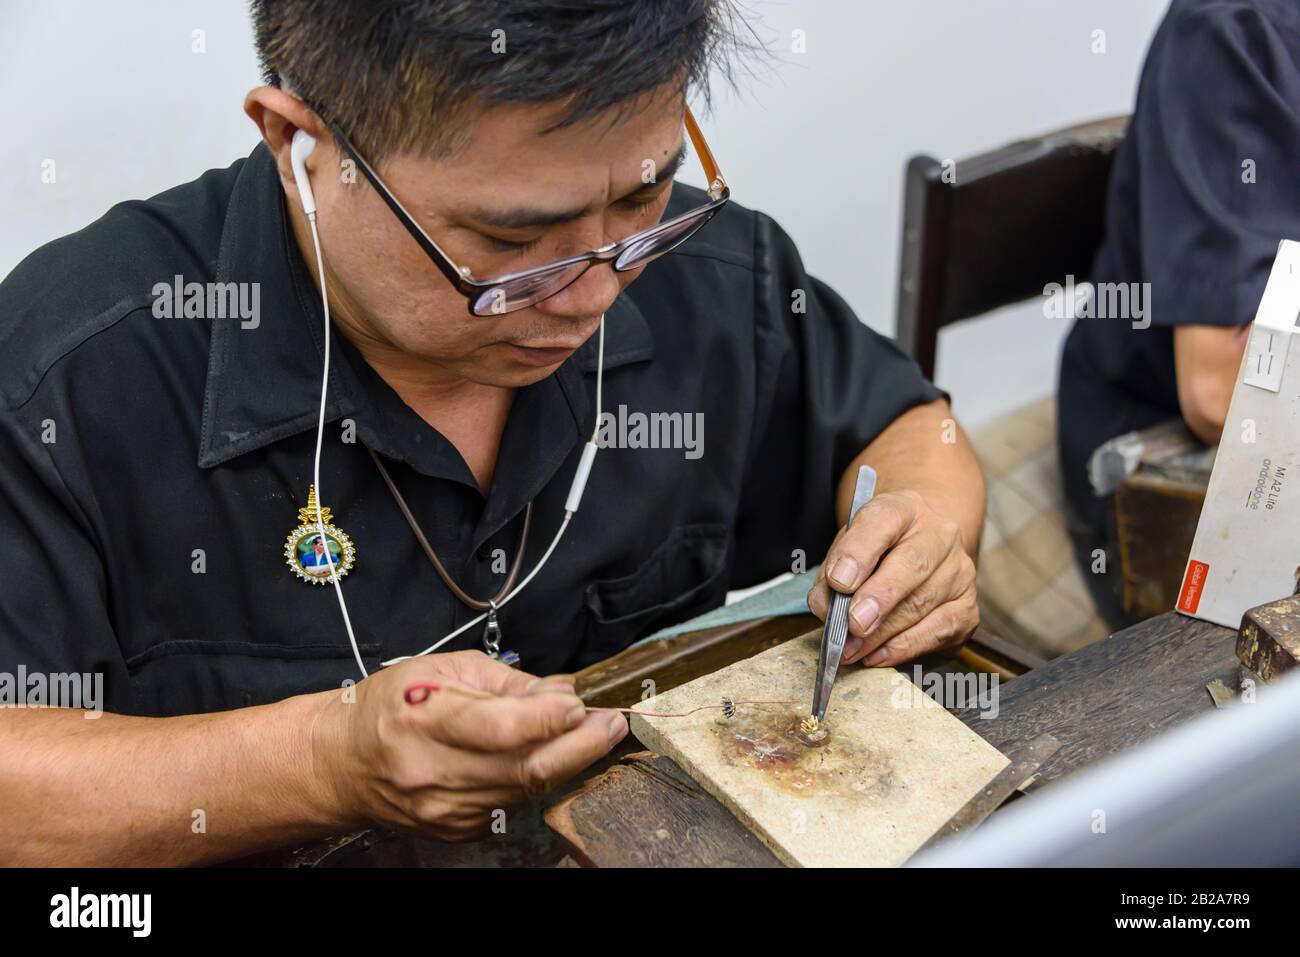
[1057,0,1300,623]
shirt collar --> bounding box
[197,144,655,485]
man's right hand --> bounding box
[311,651,627,842]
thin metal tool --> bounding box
[810,464,878,723]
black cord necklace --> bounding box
[369,447,532,663]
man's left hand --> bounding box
[805,489,978,667]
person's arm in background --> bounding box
[1132,2,1300,439]
[1174,324,1250,444]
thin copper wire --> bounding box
[604,699,799,718]
[402,681,798,717]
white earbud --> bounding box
[290,129,317,216]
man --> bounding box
[1058,0,1300,613]
[301,537,334,574]
[0,1,984,864]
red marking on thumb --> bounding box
[404,682,442,705]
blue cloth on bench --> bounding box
[636,568,819,644]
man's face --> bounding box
[313,540,325,555]
[307,85,686,388]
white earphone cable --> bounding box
[306,212,369,679]
[303,199,605,676]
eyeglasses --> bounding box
[310,103,730,317]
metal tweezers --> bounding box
[811,464,878,723]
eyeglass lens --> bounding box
[471,207,719,316]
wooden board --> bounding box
[572,613,1041,709]
[629,631,1009,867]
[1113,471,1206,619]
[955,612,1237,785]
[576,615,820,708]
[544,751,783,867]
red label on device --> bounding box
[1178,560,1210,614]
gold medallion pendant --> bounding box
[284,485,356,585]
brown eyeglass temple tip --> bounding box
[684,106,726,197]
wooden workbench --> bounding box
[278,610,1237,867]
[541,611,1237,866]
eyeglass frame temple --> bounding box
[683,106,727,201]
[323,120,477,294]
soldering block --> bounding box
[629,631,1008,868]
[1237,595,1300,682]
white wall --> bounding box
[0,0,1171,424]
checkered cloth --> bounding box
[971,397,1110,659]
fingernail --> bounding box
[844,636,863,661]
[565,706,586,729]
[607,713,628,745]
[850,597,879,633]
[828,557,859,588]
[865,646,889,666]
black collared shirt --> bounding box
[0,143,941,717]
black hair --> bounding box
[250,0,760,161]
